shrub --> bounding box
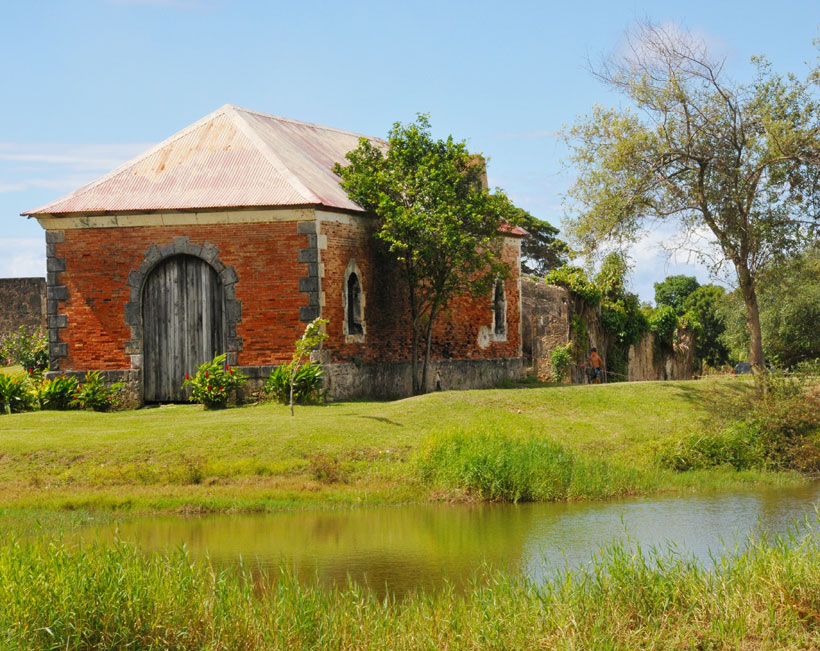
[658,423,765,471]
[182,353,247,409]
[38,375,79,410]
[72,371,124,411]
[649,305,679,348]
[265,362,325,405]
[550,344,572,383]
[0,373,36,415]
[0,326,48,376]
[543,266,602,306]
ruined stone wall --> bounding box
[628,329,694,381]
[522,277,694,383]
[0,277,46,339]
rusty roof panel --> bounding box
[24,105,376,216]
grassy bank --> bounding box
[0,378,807,512]
[2,525,820,649]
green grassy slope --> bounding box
[0,378,795,512]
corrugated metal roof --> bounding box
[23,105,379,215]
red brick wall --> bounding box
[54,222,309,370]
[319,217,521,364]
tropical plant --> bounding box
[0,373,36,415]
[182,354,247,410]
[276,318,329,416]
[37,375,79,410]
[265,361,325,405]
[72,371,125,411]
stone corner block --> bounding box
[299,306,320,322]
[297,221,317,235]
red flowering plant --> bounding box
[182,353,247,409]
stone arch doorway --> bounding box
[142,254,226,402]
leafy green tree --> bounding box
[514,209,570,276]
[563,21,820,381]
[335,116,520,394]
[654,275,700,315]
[721,248,820,367]
[595,252,630,301]
[683,285,730,369]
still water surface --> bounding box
[79,482,820,595]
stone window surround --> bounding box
[342,258,366,343]
[123,236,243,369]
[492,277,507,342]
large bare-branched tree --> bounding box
[564,21,820,379]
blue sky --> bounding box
[2,0,819,300]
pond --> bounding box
[75,482,820,595]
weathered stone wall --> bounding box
[628,329,695,381]
[0,277,46,339]
[521,277,694,383]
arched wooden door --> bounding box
[143,255,225,402]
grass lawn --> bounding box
[0,377,801,513]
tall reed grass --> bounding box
[2,523,820,649]
[416,426,650,501]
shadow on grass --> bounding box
[668,378,756,428]
[342,414,404,427]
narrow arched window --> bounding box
[347,272,363,335]
[493,279,506,336]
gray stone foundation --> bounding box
[322,357,526,401]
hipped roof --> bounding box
[24,105,379,216]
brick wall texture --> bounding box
[0,277,46,339]
[47,214,522,378]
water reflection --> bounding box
[74,482,820,595]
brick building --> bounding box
[23,105,525,405]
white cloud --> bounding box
[0,238,45,278]
[0,143,153,172]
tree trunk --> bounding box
[738,266,765,386]
[420,310,436,395]
[411,323,420,395]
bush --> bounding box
[649,305,679,347]
[550,344,572,383]
[0,373,36,415]
[73,371,124,411]
[265,362,325,405]
[182,354,247,409]
[543,266,602,306]
[37,375,79,410]
[0,326,48,376]
[660,373,820,472]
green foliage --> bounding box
[265,362,325,405]
[182,354,247,410]
[723,247,820,367]
[682,285,729,369]
[512,209,570,276]
[649,305,679,348]
[73,371,125,411]
[594,252,630,301]
[0,373,35,415]
[660,373,820,472]
[550,343,573,383]
[0,326,48,377]
[563,22,820,374]
[38,374,79,410]
[335,115,521,394]
[654,275,700,314]
[416,428,643,502]
[543,265,602,306]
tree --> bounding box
[654,275,700,314]
[514,209,570,276]
[721,247,820,367]
[287,318,328,417]
[335,116,520,394]
[683,284,730,369]
[563,21,820,382]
